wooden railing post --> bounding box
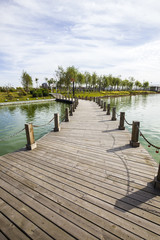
[130,121,140,147]
[73,102,75,112]
[111,107,117,121]
[101,100,104,109]
[119,112,125,130]
[107,104,110,115]
[103,102,106,111]
[54,113,60,132]
[154,164,160,189]
[25,123,37,150]
[69,104,73,116]
[65,107,69,122]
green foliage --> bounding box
[17,87,27,96]
[21,71,33,92]
[42,88,49,96]
[7,92,14,100]
[143,81,149,89]
[31,88,49,98]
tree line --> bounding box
[21,66,149,92]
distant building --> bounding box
[150,86,160,92]
[42,83,48,89]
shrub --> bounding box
[32,91,38,97]
[42,89,49,96]
[7,93,14,100]
[17,87,27,96]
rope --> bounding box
[136,125,160,150]
[33,116,55,128]
[116,112,120,117]
[0,127,25,142]
[124,117,133,126]
[60,114,66,122]
[115,109,159,152]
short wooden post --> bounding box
[25,123,37,150]
[130,121,140,147]
[98,98,101,106]
[73,102,75,112]
[101,100,103,109]
[74,101,77,109]
[54,113,60,132]
[107,104,110,115]
[65,107,69,122]
[103,102,106,111]
[93,97,95,102]
[119,112,125,130]
[69,104,73,116]
[154,164,160,189]
[111,107,117,121]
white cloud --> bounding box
[0,0,160,87]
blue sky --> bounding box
[1,0,160,87]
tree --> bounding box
[143,81,149,90]
[65,66,78,90]
[115,77,121,90]
[77,72,85,87]
[97,75,103,91]
[47,78,54,88]
[35,78,39,88]
[102,75,109,89]
[135,80,142,90]
[55,66,65,90]
[21,71,33,92]
[92,72,97,90]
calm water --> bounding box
[104,94,160,164]
[0,100,68,156]
[0,95,160,164]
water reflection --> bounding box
[104,94,160,163]
[0,101,68,156]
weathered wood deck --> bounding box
[0,100,160,240]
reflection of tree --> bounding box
[20,104,37,121]
[8,106,17,113]
[19,102,54,122]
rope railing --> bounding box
[60,114,66,122]
[115,107,159,153]
[100,99,159,153]
[0,127,25,142]
[124,117,133,126]
[32,116,55,128]
[138,126,160,152]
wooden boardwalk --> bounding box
[0,100,160,240]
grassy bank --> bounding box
[68,90,156,98]
[0,90,156,103]
[0,92,53,103]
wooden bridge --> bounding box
[0,99,160,240]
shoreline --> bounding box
[0,98,55,106]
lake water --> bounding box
[0,95,160,164]
[0,100,68,156]
[104,94,160,164]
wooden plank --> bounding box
[0,199,53,240]
[0,181,97,240]
[0,213,30,240]
[0,162,160,239]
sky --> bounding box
[1,0,160,87]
